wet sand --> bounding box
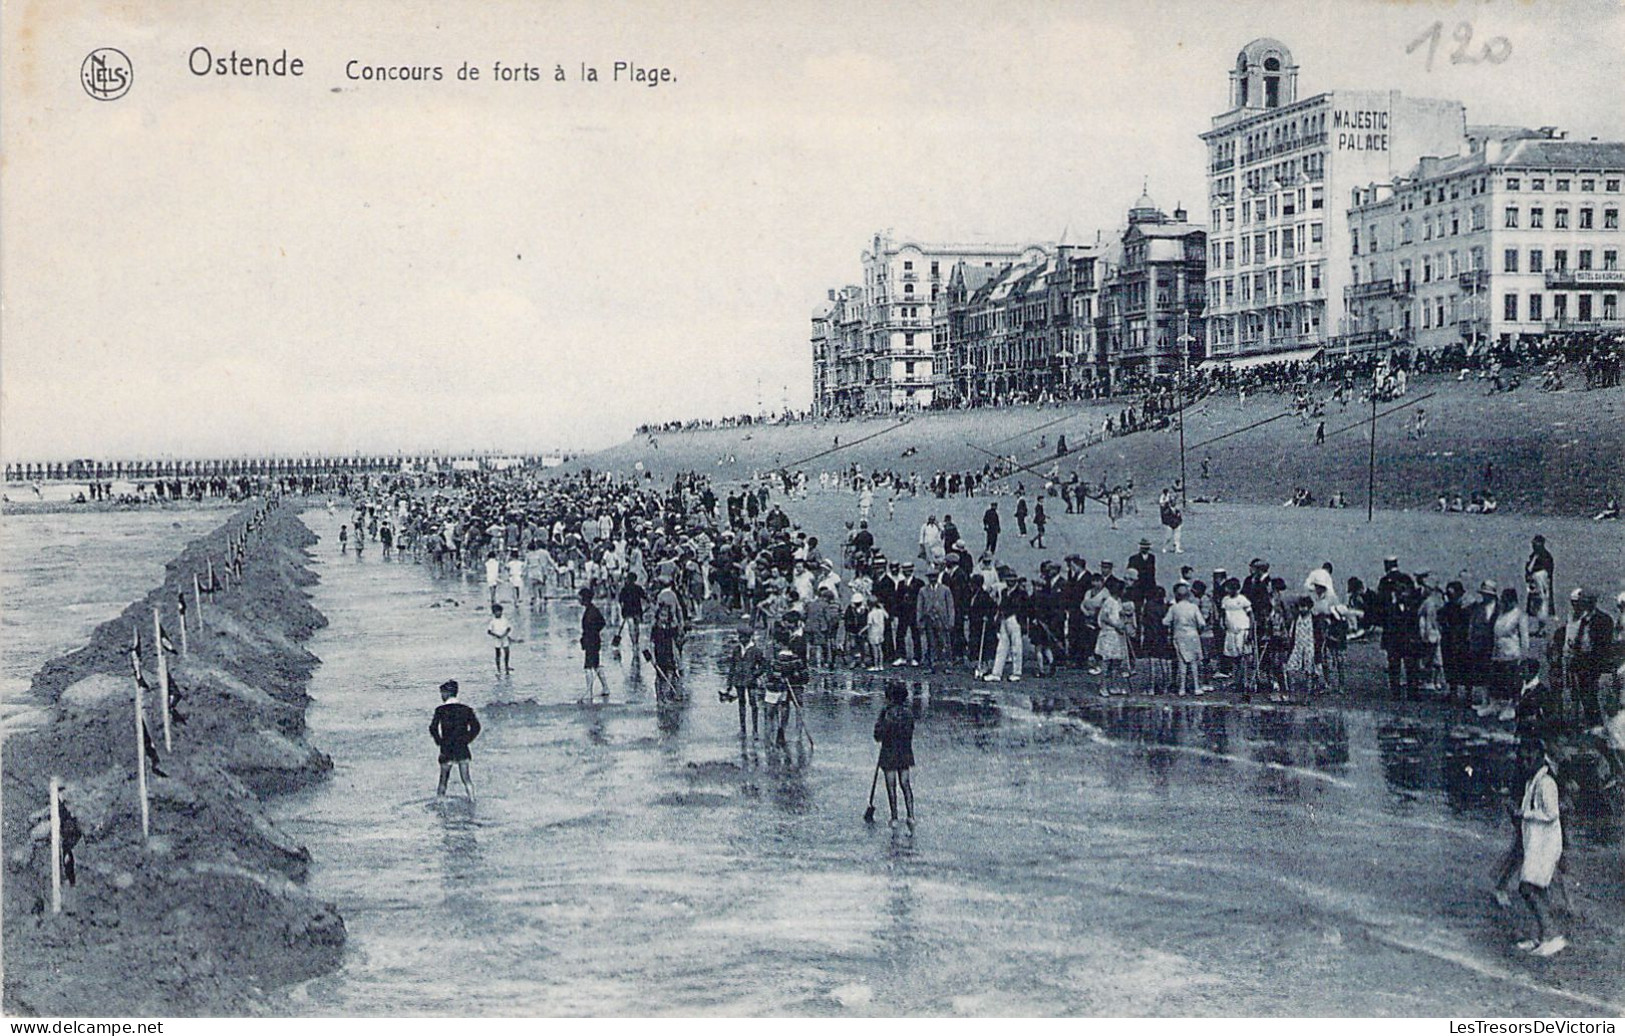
[276,510,1623,1016]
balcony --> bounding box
[1458,269,1490,292]
[1344,278,1394,300]
[1546,318,1625,331]
[1545,268,1625,289]
[1343,329,1392,347]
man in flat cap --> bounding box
[1376,556,1421,699]
[1551,588,1615,728]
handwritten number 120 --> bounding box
[1407,21,1512,71]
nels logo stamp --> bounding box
[81,48,133,100]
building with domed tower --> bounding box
[1097,188,1206,389]
[1200,38,1468,362]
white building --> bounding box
[813,233,1046,413]
[1201,38,1468,360]
[1345,129,1625,351]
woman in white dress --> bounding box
[1515,744,1566,956]
[1095,579,1130,696]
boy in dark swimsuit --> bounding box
[430,679,481,800]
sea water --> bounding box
[0,509,225,732]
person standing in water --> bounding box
[487,603,513,676]
[579,587,610,701]
[430,679,481,800]
[873,681,916,829]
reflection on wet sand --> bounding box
[274,513,1621,1016]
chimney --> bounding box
[827,289,836,301]
[1173,204,1187,222]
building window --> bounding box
[904,283,914,295]
[1605,250,1619,271]
[1504,206,1519,229]
[1555,208,1570,229]
[1531,177,1545,191]
[1504,248,1519,273]
[1503,293,1519,321]
[1582,179,1596,192]
[1554,249,1568,271]
[1556,178,1570,192]
[1530,248,1544,273]
[1530,207,1544,228]
[1553,294,1568,320]
[1580,207,1594,229]
[1402,219,1414,243]
[903,260,913,271]
[1472,206,1485,231]
[1605,208,1619,229]
[1579,249,1593,270]
[1578,294,1592,321]
[1609,179,1622,192]
[1451,212,1460,235]
[1506,177,1520,191]
[1605,294,1618,321]
[1529,294,1543,321]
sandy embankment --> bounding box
[2,503,345,1015]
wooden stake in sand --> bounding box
[193,572,204,630]
[178,598,188,656]
[49,776,62,914]
[132,667,150,842]
[154,607,171,751]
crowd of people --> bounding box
[315,451,1625,957]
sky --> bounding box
[3,0,1622,460]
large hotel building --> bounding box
[811,233,1046,413]
[1200,38,1467,361]
[811,38,1622,412]
[1344,132,1625,351]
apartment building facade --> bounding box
[1201,38,1468,360]
[1344,132,1625,351]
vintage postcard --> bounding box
[3,0,1622,1024]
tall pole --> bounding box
[154,607,171,751]
[1177,312,1191,509]
[194,572,204,630]
[132,656,150,843]
[1367,377,1379,523]
[49,777,62,914]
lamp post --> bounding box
[1174,294,1204,509]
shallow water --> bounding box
[0,509,224,731]
[276,510,1621,1016]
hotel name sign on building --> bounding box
[1333,108,1390,152]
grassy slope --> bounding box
[584,374,1624,518]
